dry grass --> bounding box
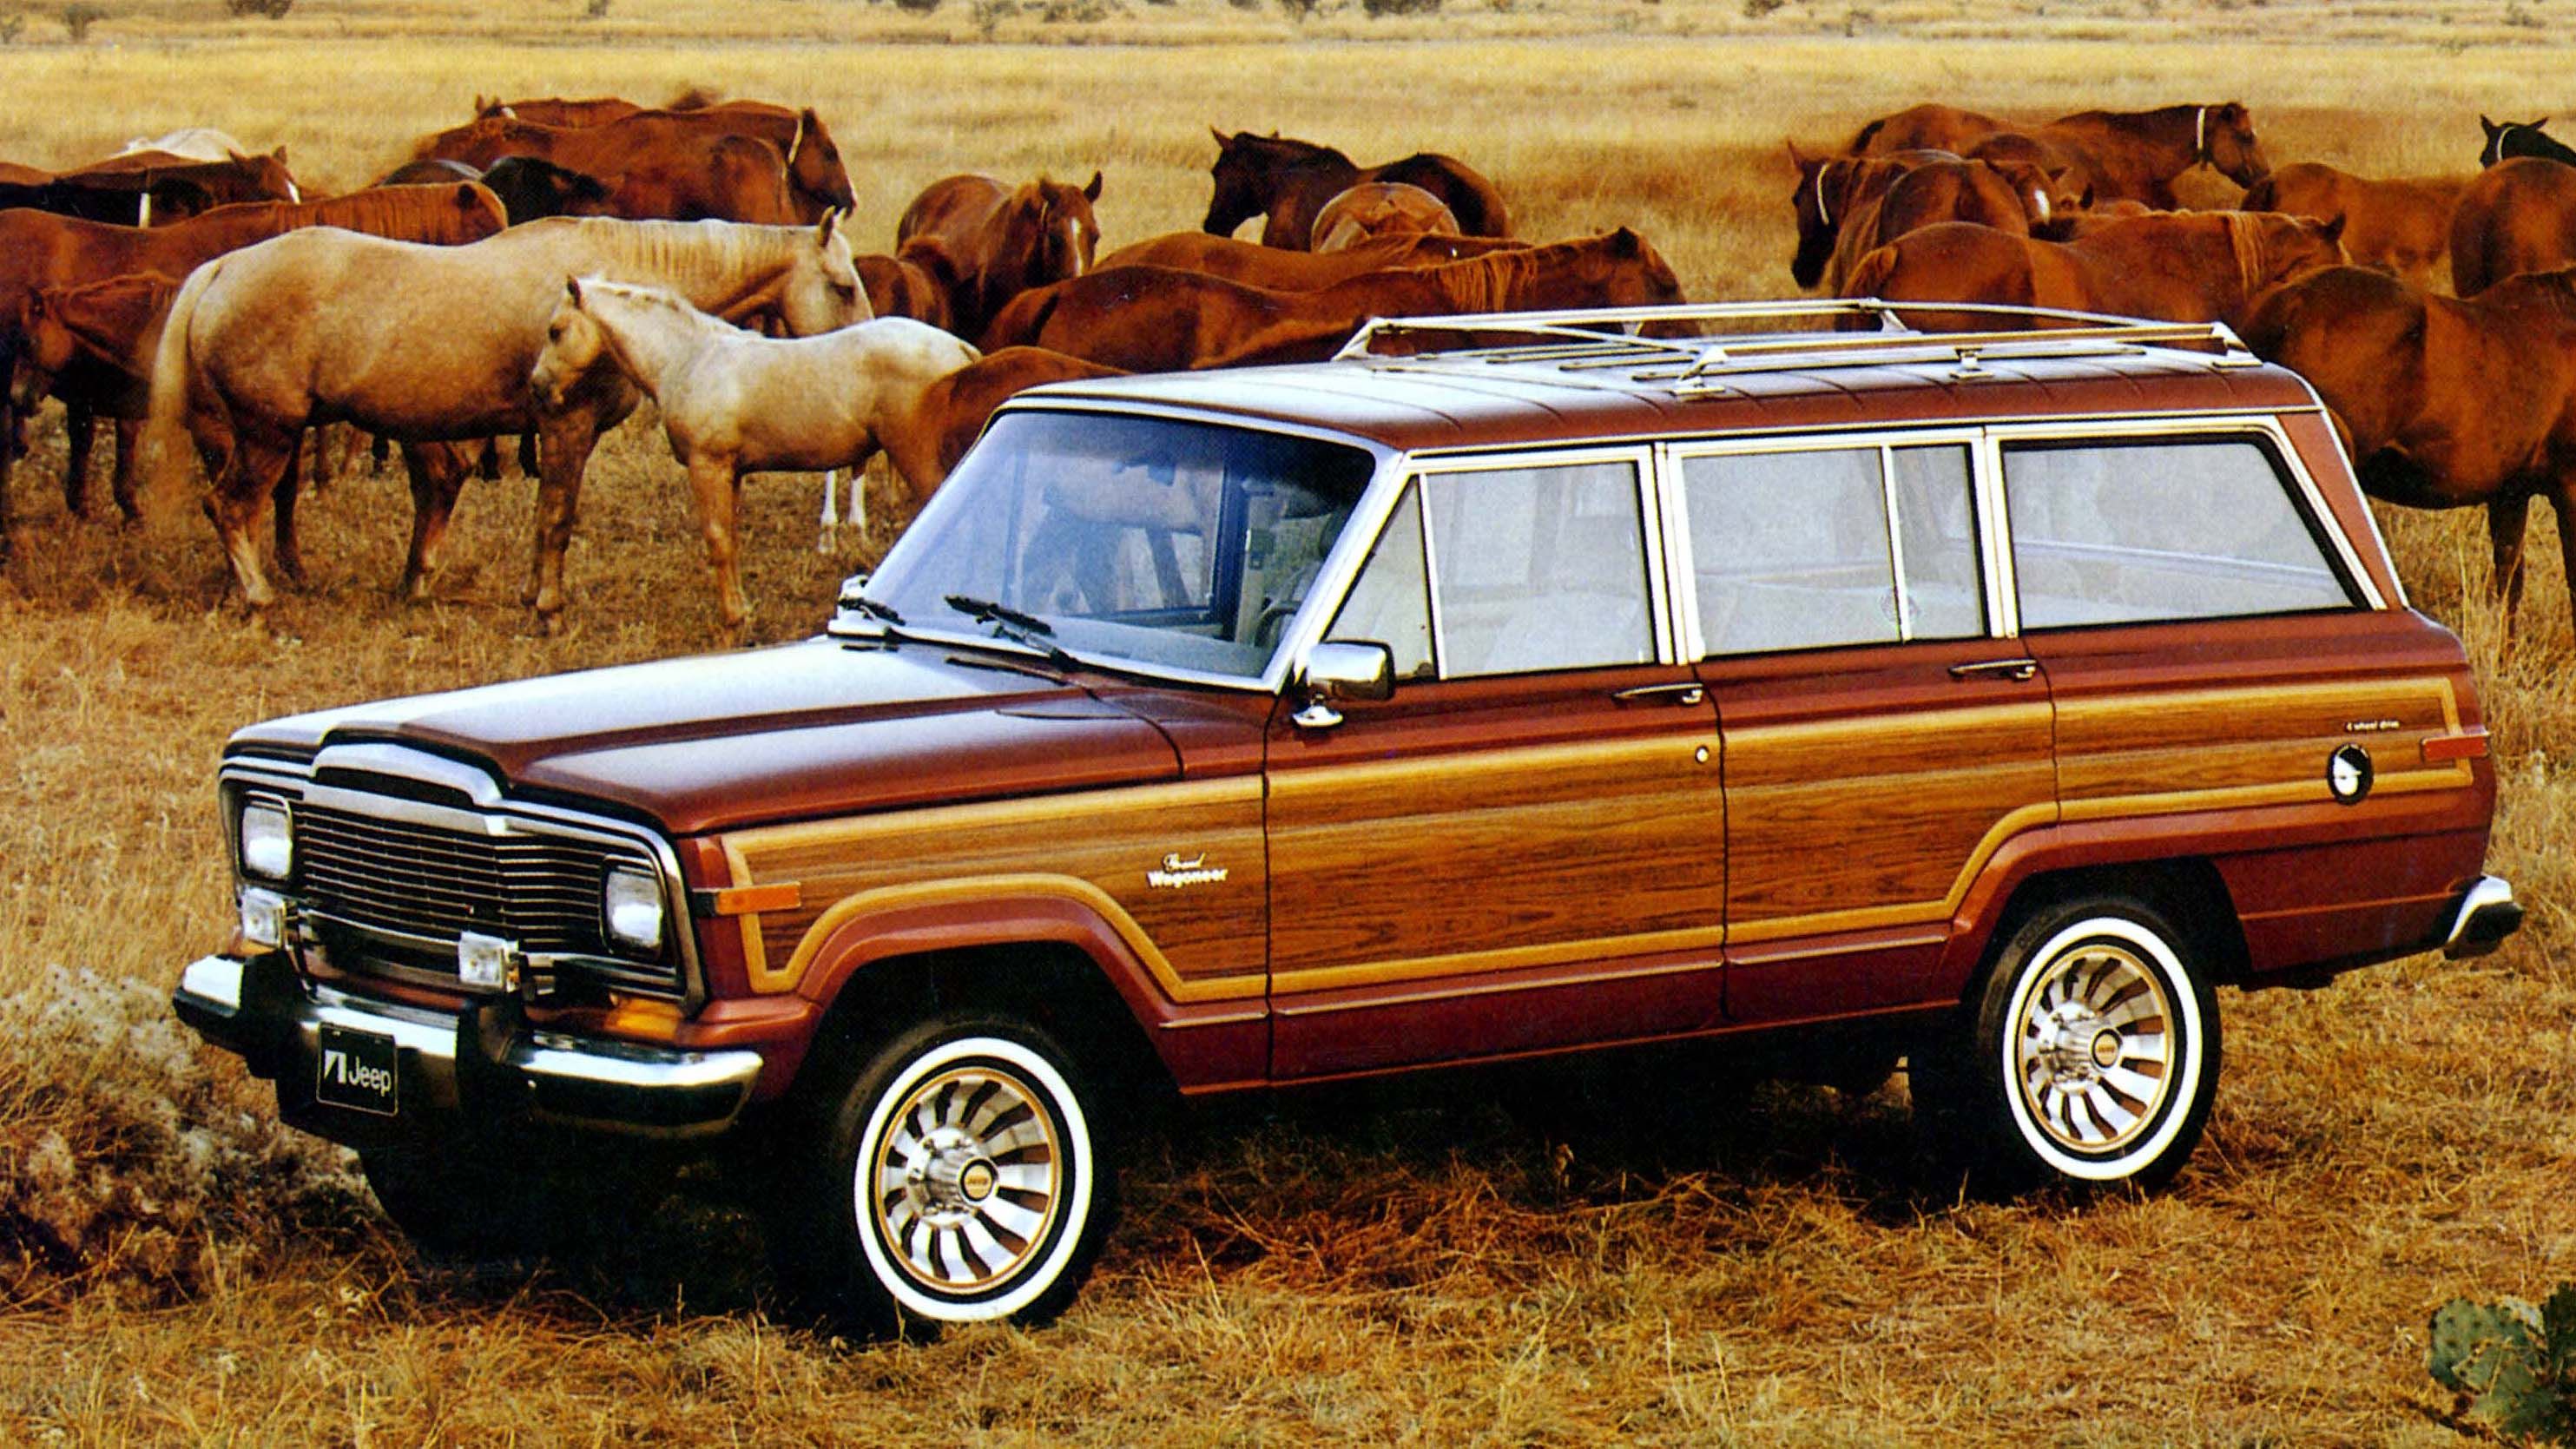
[1,6,2573,1445]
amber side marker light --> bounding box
[2422,730,2491,764]
[698,882,803,917]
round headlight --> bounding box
[603,866,665,954]
[240,800,293,881]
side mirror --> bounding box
[1294,641,1394,728]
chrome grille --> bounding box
[292,803,682,997]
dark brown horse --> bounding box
[1201,129,1511,249]
[2449,157,2576,297]
[65,148,305,215]
[1822,158,2052,294]
[1096,228,1525,285]
[1311,182,1459,251]
[2238,162,2465,292]
[419,107,854,222]
[2479,115,2576,168]
[1841,211,2345,332]
[984,227,1684,372]
[893,172,1104,342]
[2243,263,2576,635]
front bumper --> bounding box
[174,952,764,1144]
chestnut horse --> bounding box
[984,227,1684,372]
[1785,148,2048,290]
[147,214,865,618]
[1847,102,2267,207]
[1095,228,1525,285]
[1841,211,2346,332]
[910,347,1128,485]
[1845,103,2008,155]
[893,172,1104,342]
[473,95,645,128]
[2449,157,2576,298]
[1311,182,1460,252]
[2243,263,2576,635]
[2239,162,2466,292]
[1202,129,1511,249]
[420,107,855,222]
[529,278,974,631]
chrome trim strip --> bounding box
[312,741,503,805]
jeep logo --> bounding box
[320,1048,394,1097]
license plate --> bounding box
[316,1024,399,1116]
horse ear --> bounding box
[817,207,846,246]
[1209,125,1232,148]
[1084,169,1103,202]
[1611,226,1641,255]
[271,146,289,163]
[2482,115,2500,138]
[2317,213,2348,247]
[1785,139,1811,169]
[565,275,583,303]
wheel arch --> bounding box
[1941,848,2252,1011]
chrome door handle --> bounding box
[1613,682,1705,706]
[1948,658,2039,682]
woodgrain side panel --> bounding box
[2056,676,2471,803]
[719,777,1266,998]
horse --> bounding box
[372,155,617,224]
[1310,182,1460,252]
[2448,157,2576,297]
[2478,115,2576,168]
[472,95,645,128]
[2242,263,2576,636]
[1840,211,2346,332]
[1784,148,1921,288]
[146,214,865,620]
[419,106,854,223]
[1818,156,2053,294]
[2238,162,2466,291]
[893,172,1104,342]
[983,227,1685,372]
[0,174,217,227]
[63,148,304,217]
[909,347,1129,485]
[1845,102,2009,155]
[528,277,975,630]
[855,253,953,328]
[2026,102,2269,207]
[1201,129,1511,249]
[1095,227,1526,285]
[119,128,250,163]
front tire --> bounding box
[1916,897,2221,1190]
[775,1016,1111,1331]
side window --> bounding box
[2005,438,2355,628]
[1684,444,1985,655]
[1325,485,1434,680]
[1424,459,1653,676]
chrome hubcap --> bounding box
[2014,944,2176,1154]
[871,1065,1063,1293]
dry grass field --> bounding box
[1,3,2573,1444]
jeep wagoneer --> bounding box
[175,300,2519,1328]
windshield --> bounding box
[866,410,1380,681]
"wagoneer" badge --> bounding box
[1146,852,1229,889]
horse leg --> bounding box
[203,429,299,609]
[271,441,306,588]
[398,441,471,603]
[2487,490,2534,636]
[817,466,840,551]
[527,414,603,629]
[2552,479,2576,643]
[109,419,143,523]
[476,436,500,483]
[63,400,96,519]
[517,432,537,479]
[686,451,751,635]
[369,431,391,476]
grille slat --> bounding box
[293,802,681,998]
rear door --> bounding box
[1676,433,2059,1021]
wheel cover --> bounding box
[2010,938,2178,1156]
[867,1061,1066,1297]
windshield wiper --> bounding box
[847,596,906,628]
[943,593,1080,670]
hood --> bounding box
[229,638,1187,835]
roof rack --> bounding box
[1334,299,2262,394]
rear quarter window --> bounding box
[2003,437,2356,629]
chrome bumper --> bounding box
[2442,875,2524,960]
[174,952,764,1143]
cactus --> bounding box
[2428,1285,2576,1444]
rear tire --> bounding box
[1914,896,2220,1191]
[770,1014,1112,1333]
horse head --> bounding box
[1785,142,1844,288]
[1033,171,1104,281]
[530,275,613,408]
[2200,102,2270,188]
[2233,212,2348,311]
[1591,226,1686,310]
[784,107,859,216]
[774,208,869,335]
[1203,129,1333,237]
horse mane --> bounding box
[1424,246,1543,312]
[666,84,724,111]
[558,216,823,296]
[2224,212,2267,302]
[1235,132,1350,169]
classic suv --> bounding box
[174,300,2519,1328]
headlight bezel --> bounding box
[602,865,668,957]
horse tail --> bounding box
[145,256,221,497]
[1842,240,1902,301]
[2224,212,2264,305]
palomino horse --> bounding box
[421,106,855,223]
[2243,263,2576,636]
[984,227,1686,372]
[1841,211,2346,332]
[910,347,1128,484]
[529,278,977,630]
[2478,115,2576,168]
[1202,130,1512,249]
[2449,157,2576,297]
[1311,182,1460,252]
[1095,228,1525,285]
[147,214,866,620]
[894,172,1104,344]
[2239,162,2466,292]
[119,128,251,163]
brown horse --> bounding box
[2243,264,2576,635]
[1311,182,1460,252]
[893,172,1104,342]
[1821,157,2052,294]
[64,148,304,218]
[1845,103,2008,155]
[147,214,865,617]
[856,253,954,329]
[2028,102,2270,207]
[1841,211,2346,332]
[1201,129,1511,249]
[906,347,1130,486]
[1096,227,1525,285]
[2449,157,2576,298]
[2238,162,2465,292]
[472,95,645,128]
[418,116,801,223]
[984,227,1684,372]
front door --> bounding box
[1264,450,1729,1078]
